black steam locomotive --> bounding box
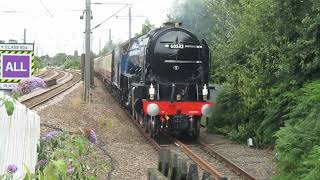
[94,22,213,139]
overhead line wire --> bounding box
[91,4,129,31]
[39,0,54,17]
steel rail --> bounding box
[174,139,226,180]
[198,141,256,180]
[121,108,227,180]
[52,70,66,81]
[98,77,253,180]
[21,70,67,105]
[22,72,81,109]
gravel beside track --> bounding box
[31,71,276,180]
[37,78,158,180]
[200,133,277,179]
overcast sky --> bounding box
[0,0,174,56]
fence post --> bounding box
[167,150,179,180]
[187,163,199,180]
[201,171,214,180]
[159,148,170,176]
[154,149,216,180]
[176,156,188,180]
[148,168,168,180]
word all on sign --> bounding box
[2,55,31,78]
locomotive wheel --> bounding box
[133,111,139,122]
[192,119,200,140]
[138,114,144,125]
[149,116,157,138]
[144,116,149,133]
[132,110,136,119]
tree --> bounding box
[191,0,320,145]
[34,56,44,69]
[52,53,68,66]
[135,19,155,37]
[169,0,320,177]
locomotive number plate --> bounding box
[169,44,184,49]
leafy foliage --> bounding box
[35,132,109,180]
[0,97,15,116]
[63,58,80,70]
[274,81,320,179]
[135,19,155,37]
[34,56,44,70]
[168,0,320,177]
[198,0,320,146]
[0,130,108,179]
[3,99,14,116]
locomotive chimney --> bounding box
[163,22,182,27]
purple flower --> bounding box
[82,128,97,144]
[6,164,18,174]
[30,77,46,89]
[14,80,33,95]
[14,77,46,95]
[35,159,48,169]
[44,131,61,141]
[67,167,75,175]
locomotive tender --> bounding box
[94,22,213,139]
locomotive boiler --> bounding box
[94,22,213,139]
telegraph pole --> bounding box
[84,0,91,102]
[99,38,101,53]
[109,29,112,45]
[23,29,27,43]
[128,6,132,40]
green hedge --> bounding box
[274,81,320,179]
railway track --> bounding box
[96,76,258,180]
[118,101,256,180]
[37,69,54,79]
[21,71,81,109]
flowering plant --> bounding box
[0,77,46,116]
[13,77,46,96]
[32,129,109,180]
[0,164,18,180]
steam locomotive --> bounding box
[94,22,213,139]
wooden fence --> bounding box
[148,148,221,180]
[0,97,40,179]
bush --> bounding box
[204,0,320,146]
[274,81,320,179]
[257,80,299,145]
[63,59,80,70]
[34,129,109,179]
[0,129,109,180]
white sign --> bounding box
[0,83,16,90]
[0,44,34,51]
